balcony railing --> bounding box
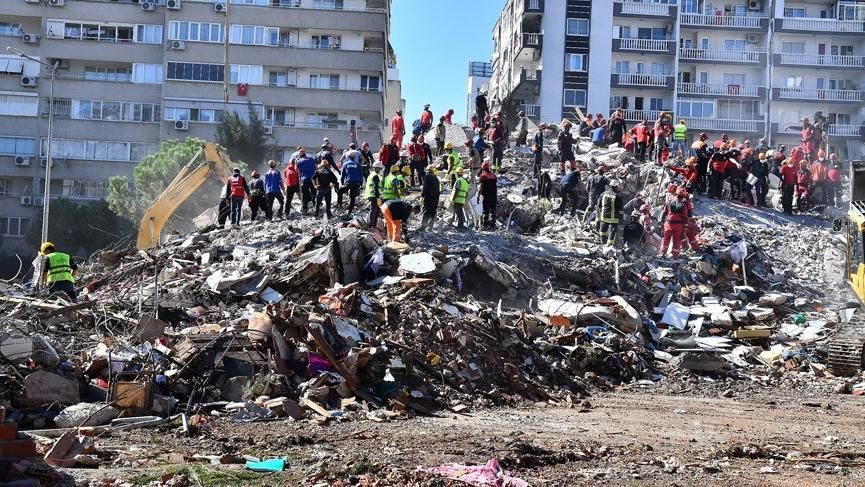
[522,33,541,47]
[677,82,761,97]
[827,124,863,137]
[687,118,761,132]
[616,109,663,121]
[616,73,671,87]
[265,81,383,93]
[777,53,865,68]
[679,13,765,28]
[775,87,863,102]
[520,104,540,118]
[618,38,674,52]
[57,73,133,83]
[618,1,671,16]
[780,17,865,33]
[522,0,543,13]
[679,47,764,63]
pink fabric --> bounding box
[425,458,528,487]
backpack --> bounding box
[411,119,422,135]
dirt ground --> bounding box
[61,388,865,486]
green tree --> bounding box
[25,199,134,258]
[216,105,270,168]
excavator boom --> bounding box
[136,142,235,250]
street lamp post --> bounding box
[7,47,55,245]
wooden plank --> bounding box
[301,398,332,419]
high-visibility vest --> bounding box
[46,252,74,284]
[364,173,380,198]
[396,174,407,198]
[453,177,469,204]
[599,191,619,224]
[674,123,687,141]
[448,152,462,174]
[229,176,246,197]
[381,174,398,200]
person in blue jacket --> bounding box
[339,151,365,213]
[294,148,317,215]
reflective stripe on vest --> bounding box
[381,174,398,200]
[674,124,687,141]
[453,178,469,204]
[364,173,379,199]
[599,192,619,224]
[46,252,74,284]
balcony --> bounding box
[677,82,765,98]
[521,0,544,15]
[515,32,543,59]
[679,13,768,30]
[773,53,865,70]
[615,109,663,122]
[773,87,864,104]
[612,38,676,55]
[612,73,675,90]
[178,1,388,33]
[777,17,865,35]
[679,47,766,64]
[614,1,675,18]
[516,68,541,86]
[520,104,540,121]
[269,124,382,151]
[688,118,764,133]
[775,123,862,138]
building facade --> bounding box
[489,0,865,159]
[0,0,391,248]
[466,61,492,125]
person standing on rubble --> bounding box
[392,110,406,149]
[779,158,797,215]
[672,119,687,157]
[810,150,829,205]
[397,166,411,199]
[381,199,416,243]
[708,144,732,199]
[40,242,78,302]
[217,183,230,227]
[609,110,626,146]
[283,158,300,216]
[796,159,812,213]
[225,168,250,226]
[435,116,447,157]
[478,161,498,229]
[827,154,842,207]
[295,148,317,216]
[381,165,402,204]
[475,91,488,124]
[366,162,384,229]
[653,112,673,163]
[690,133,711,193]
[420,164,441,231]
[313,161,336,219]
[248,171,267,222]
[339,150,364,214]
[445,108,455,125]
[531,124,545,180]
[515,111,529,148]
[359,142,374,179]
[632,120,650,162]
[408,135,432,188]
[660,189,688,258]
[264,160,285,220]
[598,179,623,246]
[556,160,581,218]
[667,157,700,193]
[451,167,470,229]
[444,143,462,187]
[420,104,434,135]
[488,118,505,172]
[751,152,770,207]
[558,121,576,164]
[583,164,609,224]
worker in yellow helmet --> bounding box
[444,142,462,187]
[450,167,470,229]
[40,241,78,302]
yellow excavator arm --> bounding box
[136,142,235,250]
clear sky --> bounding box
[390,0,499,125]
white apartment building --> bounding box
[489,0,865,159]
[0,0,391,251]
[466,61,492,124]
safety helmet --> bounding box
[518,111,525,116]
[372,162,384,169]
[454,167,465,175]
[766,150,775,157]
[426,164,437,172]
[699,133,708,140]
[687,156,698,165]
[667,183,678,194]
[400,151,408,158]
[818,149,826,158]
[676,187,689,197]
[390,165,400,173]
[401,166,412,176]
[445,142,453,150]
[608,179,621,188]
[481,161,491,170]
[40,241,54,254]
[251,170,260,177]
[233,167,240,173]
[830,153,839,160]
[539,123,547,129]
[362,142,369,149]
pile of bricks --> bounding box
[0,419,46,487]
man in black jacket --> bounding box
[312,161,337,219]
[420,164,441,231]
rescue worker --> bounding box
[750,152,770,207]
[444,143,462,187]
[339,151,364,213]
[264,160,284,220]
[408,135,432,187]
[515,110,529,147]
[248,170,266,222]
[295,148,317,215]
[653,112,673,162]
[380,199,416,243]
[475,90,488,123]
[419,104,434,134]
[691,133,711,193]
[531,124,545,180]
[444,108,454,125]
[397,165,410,199]
[488,118,505,171]
[379,137,400,173]
[709,144,732,199]
[225,168,250,225]
[672,119,687,156]
[217,183,230,227]
[478,161,498,229]
[667,157,699,193]
[392,109,406,149]
[632,120,650,162]
[381,165,402,203]
[420,164,441,231]
[313,161,336,219]
[583,164,608,224]
[598,179,623,246]
[40,242,78,302]
[622,210,645,249]
[827,154,842,207]
[365,162,384,229]
[608,109,626,146]
[810,149,829,205]
[283,158,300,215]
[679,187,700,251]
[557,160,581,217]
[558,121,576,164]
[359,142,374,178]
[661,189,688,258]
[435,116,447,156]
[451,167,470,229]
[779,158,797,215]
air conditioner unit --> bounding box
[167,0,181,9]
[746,33,760,43]
[141,1,155,11]
[20,196,32,206]
[214,2,226,13]
[170,40,185,50]
[48,0,65,6]
[20,76,38,87]
[174,120,189,130]
[14,155,31,166]
[748,0,762,11]
[263,125,273,135]
[22,33,38,44]
[33,197,43,207]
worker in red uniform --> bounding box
[477,161,498,229]
[810,149,829,205]
[632,120,650,162]
[779,158,798,215]
[826,154,842,207]
[444,108,454,125]
[407,135,432,187]
[661,188,689,258]
[379,137,399,174]
[391,110,406,149]
[679,187,699,250]
[419,104,434,135]
[282,158,300,215]
[795,161,812,213]
[666,156,700,193]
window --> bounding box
[0,23,21,37]
[722,73,746,85]
[723,39,746,50]
[166,62,224,82]
[62,179,108,199]
[565,54,587,72]
[0,217,30,238]
[0,94,38,117]
[268,70,296,87]
[305,112,341,128]
[312,35,341,49]
[650,63,669,75]
[134,24,163,44]
[230,65,263,85]
[614,60,629,73]
[784,7,806,17]
[164,107,225,124]
[831,45,855,56]
[566,18,589,36]
[360,75,380,91]
[231,0,269,5]
[58,21,133,42]
[781,42,805,54]
[0,57,25,75]
[265,106,295,126]
[676,99,714,118]
[309,74,340,89]
[85,66,132,82]
[230,25,279,46]
[71,100,159,122]
[563,89,586,107]
[610,96,622,109]
[41,137,157,162]
[169,21,225,43]
[0,136,36,156]
[718,100,757,119]
[133,64,163,84]
[785,75,804,88]
[649,98,664,111]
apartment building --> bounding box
[489,0,865,160]
[0,0,391,250]
[466,61,492,124]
